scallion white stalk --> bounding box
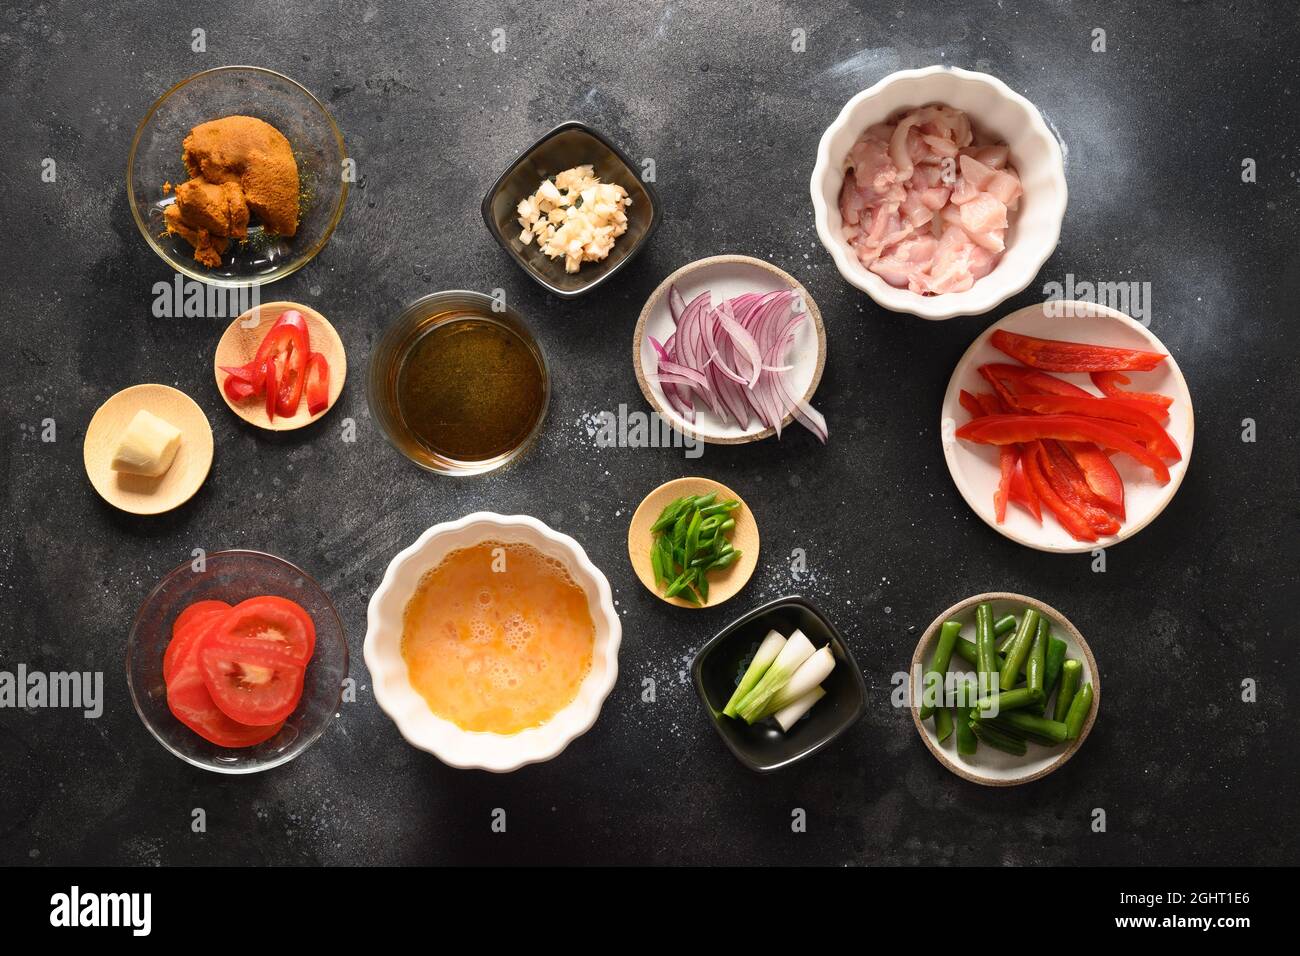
[756,645,836,721]
[773,685,826,732]
[735,629,815,723]
[722,630,787,717]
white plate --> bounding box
[633,255,826,444]
[910,592,1099,786]
[941,302,1194,552]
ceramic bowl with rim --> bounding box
[811,65,1067,320]
[125,550,348,774]
[127,66,349,287]
[909,592,1099,786]
[692,595,866,772]
[632,255,826,444]
[482,121,661,298]
[941,301,1193,552]
[365,513,621,772]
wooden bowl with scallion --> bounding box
[627,477,758,608]
[909,592,1100,786]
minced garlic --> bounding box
[516,165,631,273]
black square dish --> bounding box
[481,121,661,298]
[691,595,866,772]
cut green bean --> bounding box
[974,686,1043,716]
[954,676,978,755]
[999,609,1040,691]
[919,620,962,720]
[1026,617,1047,698]
[934,705,953,743]
[993,614,1018,653]
[1064,682,1094,740]
[971,721,1027,756]
[994,710,1068,745]
[1042,635,1068,704]
[1054,659,1083,723]
[975,603,997,692]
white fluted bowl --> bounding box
[365,513,621,772]
[811,65,1067,320]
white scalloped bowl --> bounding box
[811,65,1067,320]
[364,513,621,772]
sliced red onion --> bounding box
[646,283,825,442]
[668,284,687,324]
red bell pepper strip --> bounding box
[1006,393,1180,461]
[956,414,1171,484]
[1022,442,1097,542]
[1039,441,1122,536]
[959,389,985,418]
[304,352,330,415]
[971,392,1016,523]
[1090,371,1173,407]
[1064,441,1125,519]
[1007,458,1041,523]
[979,363,1091,398]
[990,329,1167,372]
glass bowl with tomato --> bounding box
[126,550,348,773]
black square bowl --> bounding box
[481,121,661,298]
[691,595,867,772]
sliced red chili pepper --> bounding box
[1064,441,1125,519]
[1007,458,1041,523]
[253,310,310,417]
[1022,442,1096,542]
[1040,440,1121,536]
[956,414,1171,484]
[1006,393,1180,461]
[223,374,257,403]
[263,358,278,423]
[990,330,1167,373]
[304,352,330,415]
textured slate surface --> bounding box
[0,0,1296,865]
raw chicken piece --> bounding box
[870,235,939,288]
[837,104,1021,295]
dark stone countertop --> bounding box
[1,0,1296,865]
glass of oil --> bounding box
[368,291,550,475]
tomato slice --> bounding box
[198,638,305,726]
[166,616,284,748]
[214,596,316,660]
[164,600,231,683]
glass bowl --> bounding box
[127,66,348,287]
[367,290,551,476]
[126,550,348,773]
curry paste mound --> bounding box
[164,115,300,267]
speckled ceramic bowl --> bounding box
[811,65,1067,320]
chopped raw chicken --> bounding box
[837,105,1021,295]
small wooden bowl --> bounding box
[213,300,346,430]
[627,477,759,608]
[83,384,213,515]
[909,592,1100,786]
[632,255,826,445]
